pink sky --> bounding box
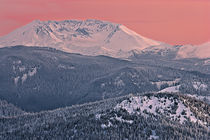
[0,0,209,45]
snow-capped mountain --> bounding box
[177,42,210,59]
[0,19,169,58]
[0,19,209,59]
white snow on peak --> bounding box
[0,19,166,58]
[119,25,161,47]
[176,42,210,59]
[1,19,209,59]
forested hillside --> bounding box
[0,46,209,112]
[0,93,209,139]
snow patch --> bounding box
[14,76,20,85]
[151,78,180,90]
[95,114,102,120]
[17,67,38,84]
[101,121,112,128]
[149,130,159,140]
[115,94,201,125]
[28,67,37,77]
[193,82,207,91]
[19,66,26,72]
[21,74,28,83]
[158,85,180,93]
[13,60,21,64]
[204,59,210,65]
[186,94,210,104]
[58,64,75,70]
[100,83,106,88]
[114,77,125,87]
[113,115,133,124]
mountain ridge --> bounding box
[1,19,209,59]
[0,19,170,58]
[0,92,209,139]
[0,46,209,112]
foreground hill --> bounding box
[0,93,209,139]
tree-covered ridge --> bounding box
[115,93,210,127]
[0,99,25,117]
[0,93,209,139]
[0,46,210,112]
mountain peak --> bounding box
[0,19,164,58]
[0,19,209,59]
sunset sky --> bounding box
[0,0,209,45]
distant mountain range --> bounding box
[0,46,209,112]
[0,19,209,59]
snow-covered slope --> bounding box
[115,93,208,126]
[0,19,168,58]
[176,42,210,59]
[0,93,209,139]
[158,85,180,93]
[1,19,209,59]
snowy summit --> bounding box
[0,19,168,58]
[0,19,209,59]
